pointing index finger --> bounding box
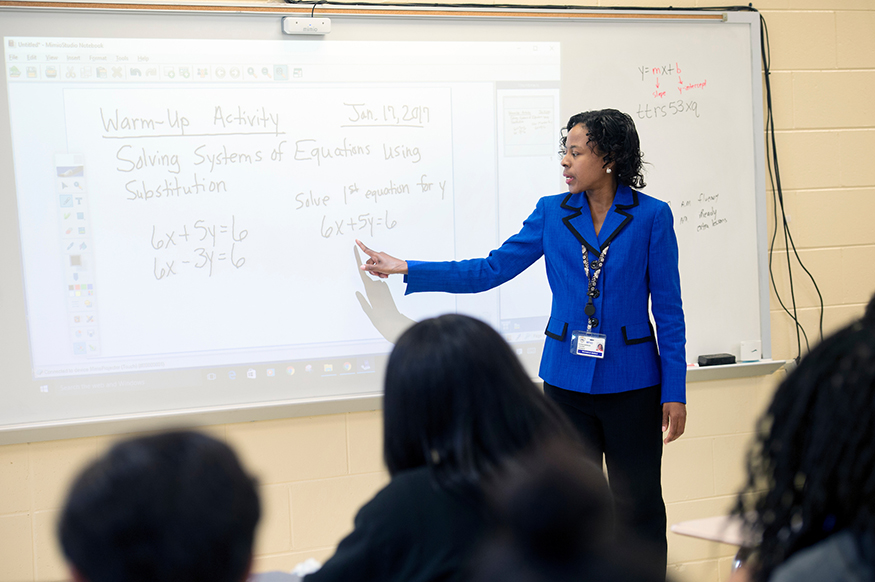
[355,239,375,259]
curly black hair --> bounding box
[732,293,875,582]
[560,109,646,189]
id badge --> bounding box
[570,330,606,359]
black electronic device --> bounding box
[697,353,737,367]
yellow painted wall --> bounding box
[2,2,873,581]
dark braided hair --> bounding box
[560,109,646,189]
[732,293,875,581]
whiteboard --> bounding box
[0,5,769,443]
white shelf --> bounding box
[687,359,789,382]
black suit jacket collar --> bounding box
[561,185,639,254]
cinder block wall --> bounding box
[2,2,873,581]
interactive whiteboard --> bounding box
[0,5,768,443]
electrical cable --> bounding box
[758,10,824,362]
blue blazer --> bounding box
[405,185,686,404]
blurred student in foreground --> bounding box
[58,430,260,582]
[730,294,875,582]
[469,439,668,582]
[303,314,580,582]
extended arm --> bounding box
[403,197,548,295]
[356,198,548,295]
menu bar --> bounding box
[7,62,297,82]
[5,37,560,83]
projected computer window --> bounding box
[5,38,560,380]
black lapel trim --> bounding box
[544,321,568,342]
[560,193,600,256]
[600,189,640,250]
[621,322,655,345]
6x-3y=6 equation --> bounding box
[150,215,249,279]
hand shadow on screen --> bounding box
[354,246,416,344]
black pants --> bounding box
[544,382,667,576]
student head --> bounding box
[561,109,646,189]
[58,430,260,582]
[382,313,578,492]
[470,439,665,582]
[734,294,875,581]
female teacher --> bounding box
[357,108,686,572]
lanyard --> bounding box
[581,244,609,332]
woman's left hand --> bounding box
[662,402,687,444]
